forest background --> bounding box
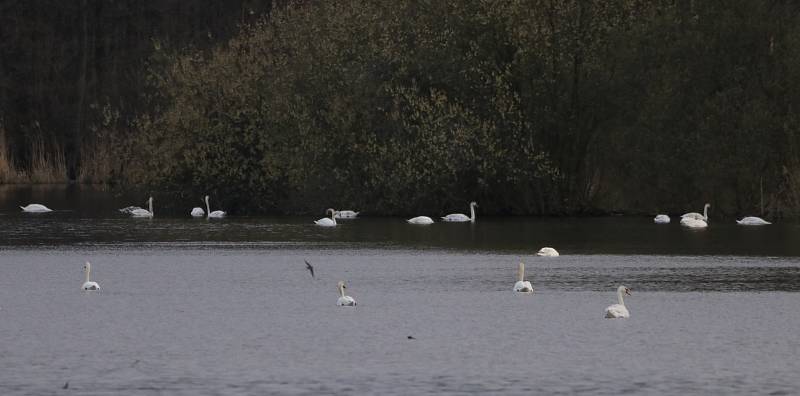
[2,0,799,217]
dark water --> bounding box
[2,186,800,395]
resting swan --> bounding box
[537,247,559,257]
[604,285,631,318]
[442,201,478,222]
[190,207,205,217]
[736,216,771,225]
[513,262,533,293]
[81,262,100,291]
[20,204,53,213]
[315,208,337,227]
[130,197,154,218]
[407,216,434,225]
[335,210,359,219]
[336,281,356,306]
[682,203,710,221]
[680,217,707,228]
[204,196,226,218]
[653,214,670,224]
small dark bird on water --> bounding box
[63,382,69,389]
[305,260,315,279]
[407,336,415,340]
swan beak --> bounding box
[625,289,632,296]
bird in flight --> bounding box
[305,260,315,279]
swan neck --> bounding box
[518,263,525,282]
[85,268,91,283]
[205,197,211,216]
[149,198,153,215]
[703,205,708,220]
[617,289,625,306]
[470,203,476,222]
[338,284,345,297]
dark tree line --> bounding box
[2,1,800,217]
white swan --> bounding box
[205,195,226,218]
[334,210,359,219]
[81,262,100,291]
[20,204,53,213]
[513,262,533,293]
[407,216,434,224]
[442,201,478,222]
[736,216,771,226]
[680,217,707,228]
[315,208,337,227]
[654,214,670,224]
[537,247,559,257]
[190,207,205,217]
[682,203,710,221]
[130,197,154,218]
[604,285,631,318]
[336,281,356,306]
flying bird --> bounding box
[305,260,315,279]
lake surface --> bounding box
[1,186,800,395]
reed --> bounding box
[0,127,69,184]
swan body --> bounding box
[336,281,356,306]
[190,207,205,217]
[130,197,154,218]
[537,247,559,257]
[81,262,100,291]
[604,286,631,318]
[407,216,434,224]
[680,217,708,228]
[682,203,710,221]
[442,201,478,223]
[20,204,53,213]
[654,214,670,224]
[315,208,337,227]
[334,210,359,219]
[204,196,226,218]
[736,216,771,226]
[513,262,533,293]
[118,206,142,214]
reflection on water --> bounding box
[2,185,800,395]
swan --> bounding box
[442,201,478,222]
[604,285,631,318]
[407,216,434,224]
[314,208,337,226]
[513,262,533,293]
[20,204,53,213]
[682,203,710,221]
[190,206,205,217]
[334,210,359,219]
[654,214,670,224]
[680,217,707,228]
[81,262,100,291]
[736,216,771,226]
[204,195,226,218]
[130,197,154,218]
[537,247,559,257]
[336,281,356,306]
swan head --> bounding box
[617,285,631,296]
[470,201,478,207]
[326,208,336,215]
[338,280,346,289]
[83,261,91,272]
[704,203,711,209]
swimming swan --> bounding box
[190,207,205,217]
[130,197,154,218]
[680,217,707,228]
[315,208,337,227]
[736,216,771,225]
[407,216,434,225]
[204,196,226,218]
[537,247,559,257]
[335,210,359,219]
[513,262,533,293]
[81,262,100,291]
[654,214,670,224]
[336,281,356,306]
[20,204,53,213]
[604,285,631,318]
[442,201,478,222]
[682,203,710,221]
